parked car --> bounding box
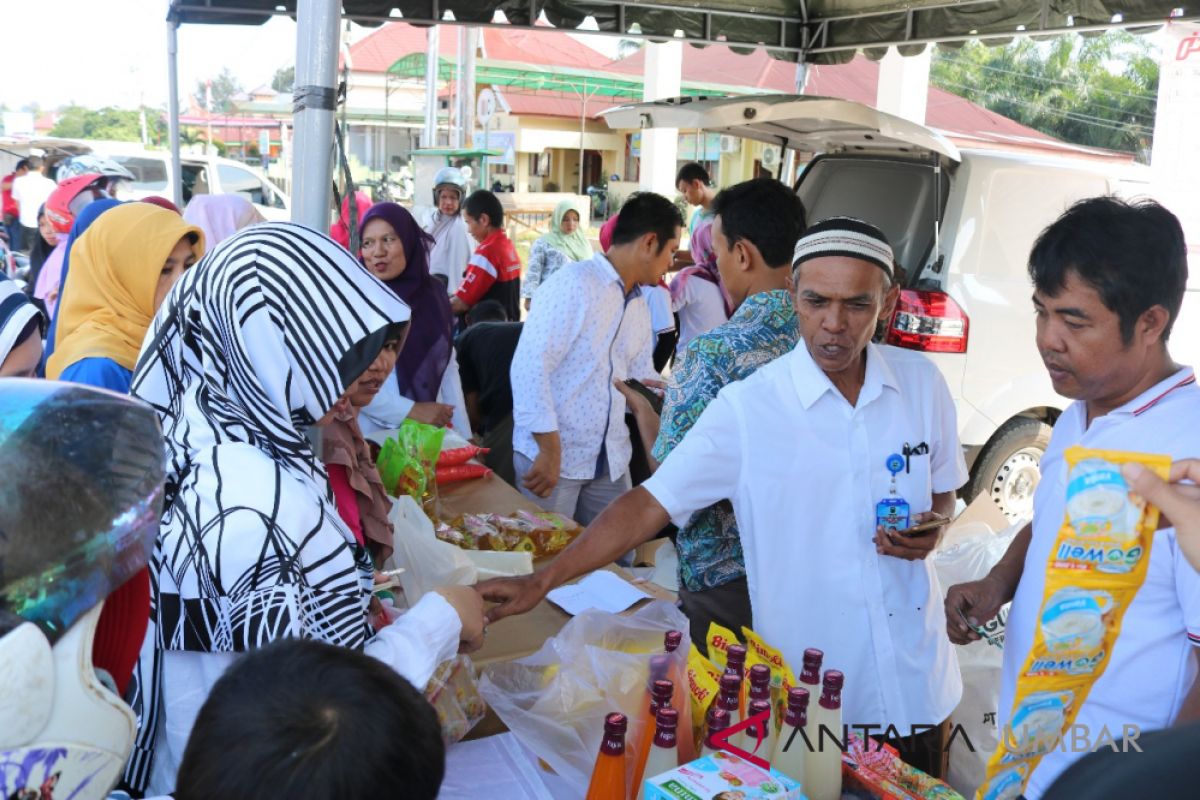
[603,95,1199,521]
[77,141,290,220]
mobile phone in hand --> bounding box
[895,513,950,538]
[623,379,664,415]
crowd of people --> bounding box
[2,151,1200,800]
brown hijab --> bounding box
[323,410,394,564]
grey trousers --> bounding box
[513,452,631,527]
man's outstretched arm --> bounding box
[477,487,670,622]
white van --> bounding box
[79,141,290,220]
[603,95,1199,520]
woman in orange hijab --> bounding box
[46,202,203,391]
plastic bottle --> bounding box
[725,643,747,679]
[805,670,844,800]
[746,698,775,763]
[701,706,731,759]
[771,687,810,787]
[716,673,744,753]
[799,648,823,692]
[636,707,680,799]
[748,664,771,703]
[586,712,628,800]
[632,679,675,793]
[661,630,695,763]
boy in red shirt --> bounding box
[450,190,521,322]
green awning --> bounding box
[387,53,735,98]
[173,1,1196,64]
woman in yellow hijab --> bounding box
[47,202,204,391]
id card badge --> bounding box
[876,453,911,532]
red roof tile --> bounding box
[348,23,1060,145]
[347,21,604,73]
[607,46,1054,142]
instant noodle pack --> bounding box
[976,447,1170,800]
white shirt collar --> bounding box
[789,341,901,410]
[1107,365,1196,418]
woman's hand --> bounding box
[407,402,455,427]
[434,585,487,652]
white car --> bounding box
[104,148,290,220]
[603,95,1199,520]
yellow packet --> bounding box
[687,644,722,744]
[742,626,799,733]
[705,621,740,669]
[977,447,1169,800]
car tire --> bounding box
[964,417,1052,523]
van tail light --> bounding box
[886,289,969,353]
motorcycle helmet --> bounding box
[55,155,135,193]
[0,380,165,800]
[431,166,468,208]
[44,174,112,234]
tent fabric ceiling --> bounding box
[171,1,1195,64]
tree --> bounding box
[194,68,244,113]
[930,32,1159,154]
[271,65,295,93]
[50,105,167,143]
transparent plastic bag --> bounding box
[478,600,692,798]
[425,655,488,745]
[933,520,1022,797]
[385,495,476,605]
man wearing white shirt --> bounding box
[11,157,56,248]
[946,197,1200,800]
[486,218,965,776]
[509,192,681,525]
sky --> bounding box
[0,1,618,114]
[1,1,301,111]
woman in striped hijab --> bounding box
[0,276,44,377]
[126,222,484,794]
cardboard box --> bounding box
[643,753,802,800]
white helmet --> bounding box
[431,166,468,207]
[0,381,165,800]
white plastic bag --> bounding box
[386,494,476,604]
[479,600,691,798]
[933,519,1024,798]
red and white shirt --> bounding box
[455,229,521,321]
[1000,367,1200,799]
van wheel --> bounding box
[965,418,1052,523]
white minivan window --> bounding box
[110,155,169,191]
[218,164,270,206]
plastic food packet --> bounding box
[376,420,445,515]
[843,733,965,799]
[436,463,492,484]
[742,627,799,732]
[424,655,488,745]
[977,447,1169,800]
[438,444,489,467]
[706,621,741,669]
[687,644,723,750]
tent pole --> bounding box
[166,12,183,209]
[423,26,439,147]
[291,0,340,230]
[578,79,587,196]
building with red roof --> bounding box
[231,21,1129,196]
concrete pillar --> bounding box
[291,0,340,229]
[1153,22,1200,244]
[875,47,931,124]
[639,40,682,196]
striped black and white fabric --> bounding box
[123,222,410,788]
